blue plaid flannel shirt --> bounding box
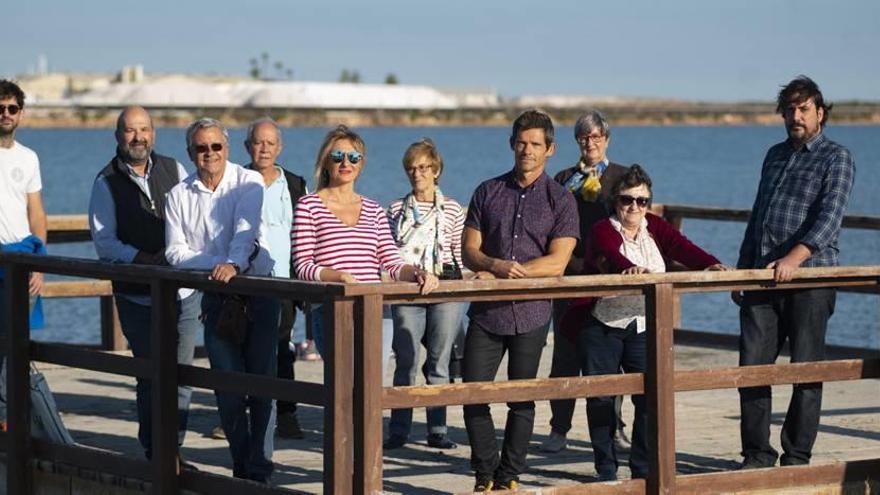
[738,133,855,269]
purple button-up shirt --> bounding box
[465,170,579,335]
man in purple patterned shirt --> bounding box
[461,110,578,491]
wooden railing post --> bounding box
[645,282,677,495]
[354,294,384,494]
[100,295,126,351]
[4,264,33,494]
[150,280,179,494]
[324,297,354,495]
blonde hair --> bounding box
[313,124,367,190]
[402,138,444,184]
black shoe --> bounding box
[383,434,407,450]
[597,471,618,482]
[277,412,305,439]
[614,427,632,450]
[739,457,775,470]
[780,456,808,466]
[426,433,458,449]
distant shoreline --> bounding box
[22,102,880,128]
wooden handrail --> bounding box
[4,207,877,494]
[2,252,878,494]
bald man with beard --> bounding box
[88,106,201,469]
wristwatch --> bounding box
[230,263,241,274]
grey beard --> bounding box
[121,146,150,163]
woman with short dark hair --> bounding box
[564,164,729,481]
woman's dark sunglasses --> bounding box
[618,195,650,208]
[193,143,224,154]
[329,150,364,164]
[0,104,21,115]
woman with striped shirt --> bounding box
[384,139,466,451]
[291,125,438,367]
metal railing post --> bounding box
[645,282,677,494]
[354,294,384,494]
[5,263,34,494]
[150,280,179,494]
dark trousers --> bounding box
[738,288,836,466]
[547,299,581,435]
[277,300,297,415]
[462,321,549,482]
[548,300,626,436]
[578,318,648,478]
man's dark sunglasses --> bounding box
[0,104,21,115]
[193,143,224,154]
[618,195,651,208]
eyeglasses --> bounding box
[617,195,650,208]
[405,164,434,175]
[0,104,21,116]
[329,150,363,164]
[193,143,224,154]
[576,133,605,146]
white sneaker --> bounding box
[540,431,567,453]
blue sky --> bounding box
[5,0,879,101]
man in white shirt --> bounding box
[0,79,48,421]
[87,106,200,466]
[165,117,279,483]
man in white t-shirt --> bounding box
[0,79,47,284]
[0,79,48,422]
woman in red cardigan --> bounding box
[566,164,729,481]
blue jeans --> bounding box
[312,304,393,373]
[203,293,280,482]
[115,293,202,458]
[389,302,464,437]
[578,318,648,478]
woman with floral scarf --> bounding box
[384,138,466,450]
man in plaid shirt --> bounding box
[735,76,855,470]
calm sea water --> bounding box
[16,125,880,349]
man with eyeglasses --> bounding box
[461,110,578,491]
[0,79,48,424]
[165,117,280,483]
[736,76,854,470]
[541,109,629,454]
[243,117,308,440]
[88,106,201,468]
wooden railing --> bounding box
[2,250,879,494]
[38,206,880,353]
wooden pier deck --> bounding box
[34,334,880,494]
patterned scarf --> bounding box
[563,159,608,202]
[392,189,447,275]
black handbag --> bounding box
[439,261,463,280]
[215,294,249,345]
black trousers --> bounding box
[462,321,549,481]
[277,300,298,415]
[738,288,836,466]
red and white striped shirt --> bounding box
[292,193,405,283]
[387,196,465,267]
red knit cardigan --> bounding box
[560,212,721,338]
